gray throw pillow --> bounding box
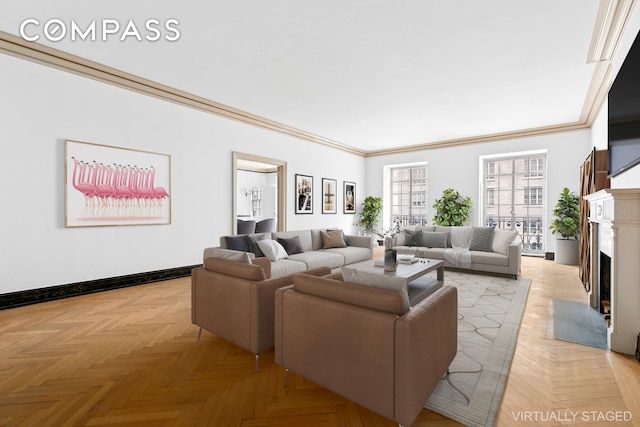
[421,231,448,248]
[246,235,265,258]
[226,235,250,252]
[469,226,495,252]
[404,229,422,247]
[277,236,304,255]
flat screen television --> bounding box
[608,30,640,178]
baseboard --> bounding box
[0,265,202,310]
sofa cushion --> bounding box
[257,239,289,261]
[271,259,308,277]
[434,226,452,247]
[292,274,406,316]
[469,226,495,252]
[320,230,347,249]
[225,235,250,252]
[273,230,314,252]
[323,246,371,265]
[341,266,410,312]
[470,250,509,266]
[246,234,266,258]
[421,231,448,248]
[206,247,253,263]
[287,251,344,270]
[492,229,518,256]
[404,229,422,247]
[277,236,305,255]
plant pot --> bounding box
[554,238,579,265]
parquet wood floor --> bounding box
[1,257,639,426]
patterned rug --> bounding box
[425,271,531,427]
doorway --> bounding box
[233,152,287,234]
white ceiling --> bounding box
[0,1,614,153]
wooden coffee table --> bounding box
[347,257,444,284]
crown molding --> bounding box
[0,30,366,157]
[588,0,636,63]
[0,0,636,161]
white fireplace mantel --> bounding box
[584,189,640,355]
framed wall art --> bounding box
[65,139,171,227]
[322,178,337,214]
[344,181,356,214]
[295,174,313,214]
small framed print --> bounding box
[295,174,313,214]
[344,181,356,214]
[322,178,337,214]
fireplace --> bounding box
[585,189,640,355]
[599,252,611,319]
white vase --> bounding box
[554,238,579,265]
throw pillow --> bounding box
[225,235,250,252]
[469,226,495,252]
[492,229,518,256]
[341,266,410,312]
[404,229,422,247]
[421,231,448,248]
[277,236,304,255]
[208,248,252,264]
[256,239,289,262]
[320,230,347,249]
[246,234,266,258]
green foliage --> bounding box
[550,187,580,239]
[432,188,472,226]
[359,196,383,232]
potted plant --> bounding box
[359,196,383,235]
[550,187,580,265]
[432,188,472,226]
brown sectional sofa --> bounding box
[275,272,458,427]
[393,225,522,279]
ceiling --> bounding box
[0,1,633,155]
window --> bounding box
[524,187,543,205]
[481,152,546,255]
[391,165,428,227]
[487,188,495,206]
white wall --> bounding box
[365,131,592,253]
[0,53,365,294]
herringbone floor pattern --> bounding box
[1,257,639,426]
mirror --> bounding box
[233,152,287,234]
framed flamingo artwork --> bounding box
[64,139,171,227]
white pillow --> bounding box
[256,239,289,262]
[492,229,518,256]
[341,266,410,312]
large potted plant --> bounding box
[550,187,580,265]
[359,196,383,235]
[432,188,472,226]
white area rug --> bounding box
[425,271,531,427]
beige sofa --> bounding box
[393,225,522,279]
[207,228,373,278]
[275,272,458,427]
[191,256,330,371]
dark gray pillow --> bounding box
[246,235,265,258]
[421,231,448,248]
[404,229,422,247]
[226,235,250,252]
[469,226,495,252]
[277,236,304,255]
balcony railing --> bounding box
[485,216,544,254]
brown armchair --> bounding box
[191,257,330,371]
[275,273,457,426]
